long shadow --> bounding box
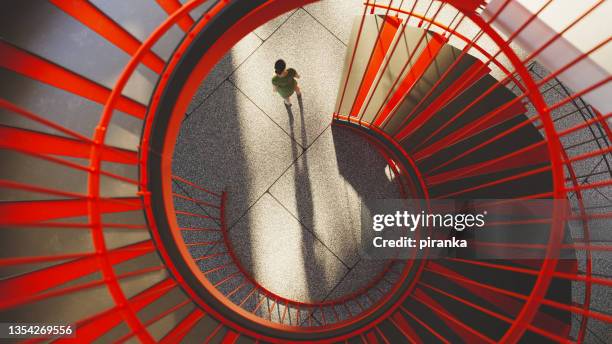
[333,125,402,212]
[330,124,403,300]
[172,52,265,320]
[286,97,331,324]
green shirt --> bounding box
[272,68,297,98]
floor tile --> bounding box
[173,81,301,226]
[326,258,394,300]
[187,33,262,114]
[231,9,346,147]
[269,125,402,267]
[228,193,348,302]
[303,0,364,45]
[253,9,298,40]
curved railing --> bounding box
[172,174,404,326]
[0,0,609,343]
[334,2,611,343]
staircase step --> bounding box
[349,16,403,116]
[372,32,446,126]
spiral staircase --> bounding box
[1,0,611,343]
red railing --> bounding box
[332,1,610,343]
[171,173,412,328]
[0,0,610,342]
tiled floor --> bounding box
[228,193,348,302]
[230,9,347,148]
[173,4,401,303]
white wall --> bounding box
[483,0,611,114]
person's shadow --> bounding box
[284,94,303,123]
[285,93,327,324]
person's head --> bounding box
[274,59,286,75]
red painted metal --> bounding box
[0,198,141,225]
[365,2,525,93]
[373,32,446,126]
[2,0,610,342]
[221,330,241,344]
[400,306,450,344]
[139,0,432,336]
[57,278,176,343]
[443,0,485,13]
[390,311,421,343]
[160,309,205,343]
[436,165,552,199]
[356,0,421,123]
[425,142,549,185]
[334,116,430,199]
[413,97,526,160]
[369,3,447,126]
[375,326,391,344]
[49,0,166,73]
[116,299,191,343]
[417,281,573,343]
[412,288,495,344]
[424,80,610,177]
[84,11,214,336]
[411,19,610,163]
[176,210,219,220]
[0,125,138,164]
[155,0,197,33]
[365,331,379,344]
[393,61,492,141]
[0,241,155,310]
[0,98,89,141]
[349,15,403,116]
[336,1,374,114]
[0,41,146,118]
[391,0,515,132]
[356,3,610,343]
[173,192,221,208]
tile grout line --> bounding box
[252,9,301,43]
[225,120,332,231]
[252,31,265,42]
[225,118,332,231]
[320,264,357,303]
[261,123,353,264]
[571,314,607,344]
[182,6,340,121]
[187,8,304,135]
[263,124,332,202]
[226,77,306,150]
[264,122,330,200]
[173,7,382,316]
[225,8,301,85]
[295,267,354,327]
[185,7,333,148]
[175,178,362,315]
[301,7,348,47]
[176,6,361,303]
[303,121,332,151]
[226,142,309,231]
[184,34,266,120]
[184,79,228,121]
[266,191,352,270]
[216,6,301,108]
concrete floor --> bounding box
[173,6,402,303]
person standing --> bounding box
[272,59,302,109]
